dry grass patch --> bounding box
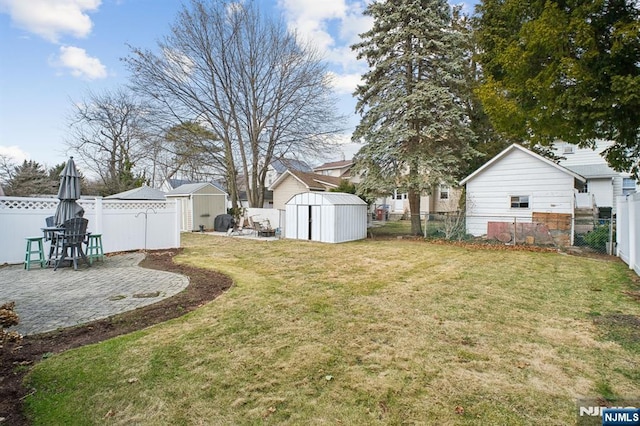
[24,232,639,424]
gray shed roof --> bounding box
[286,191,366,206]
[564,164,618,178]
[105,185,166,200]
[165,182,227,196]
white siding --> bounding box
[589,178,615,208]
[285,192,367,243]
[553,140,614,166]
[553,141,637,212]
[466,148,575,236]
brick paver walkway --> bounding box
[0,252,189,336]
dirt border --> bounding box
[0,248,232,425]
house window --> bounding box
[563,144,575,154]
[439,185,449,200]
[510,195,530,208]
[394,190,407,200]
[622,178,637,196]
[578,182,588,194]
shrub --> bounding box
[583,224,612,251]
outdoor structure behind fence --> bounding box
[465,214,576,247]
[0,196,181,264]
[461,213,618,255]
[617,193,639,275]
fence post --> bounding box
[608,217,614,256]
[95,196,103,234]
[174,199,181,247]
[630,196,637,271]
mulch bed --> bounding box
[0,249,232,425]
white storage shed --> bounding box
[285,192,367,243]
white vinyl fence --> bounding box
[617,193,639,276]
[245,207,282,230]
[0,196,181,265]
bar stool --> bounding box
[24,236,46,270]
[85,233,104,265]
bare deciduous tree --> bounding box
[0,154,17,189]
[66,89,150,195]
[125,0,344,208]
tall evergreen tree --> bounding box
[352,0,476,235]
[475,0,640,177]
[5,160,57,196]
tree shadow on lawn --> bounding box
[0,248,233,425]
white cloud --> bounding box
[278,0,372,102]
[279,0,346,23]
[324,133,362,161]
[279,0,346,51]
[338,2,373,45]
[327,71,362,95]
[0,0,101,43]
[52,45,107,80]
[0,145,30,163]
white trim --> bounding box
[460,144,586,185]
[269,170,312,190]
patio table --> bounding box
[41,226,64,266]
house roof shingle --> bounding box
[564,164,618,179]
[271,158,312,174]
[270,170,343,191]
[313,159,353,172]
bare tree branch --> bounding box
[125,0,345,207]
[65,89,151,195]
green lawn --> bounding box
[25,231,639,425]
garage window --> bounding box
[510,195,529,208]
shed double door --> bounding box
[296,205,321,241]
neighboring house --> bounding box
[230,157,311,208]
[460,143,586,246]
[236,190,274,209]
[429,184,463,215]
[313,160,357,183]
[314,159,461,217]
[104,185,166,200]
[382,186,463,218]
[161,178,195,193]
[165,183,228,231]
[269,170,343,210]
[553,141,637,217]
[265,158,312,188]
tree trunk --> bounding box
[408,187,422,236]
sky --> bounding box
[0,0,476,173]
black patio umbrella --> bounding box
[54,157,84,226]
